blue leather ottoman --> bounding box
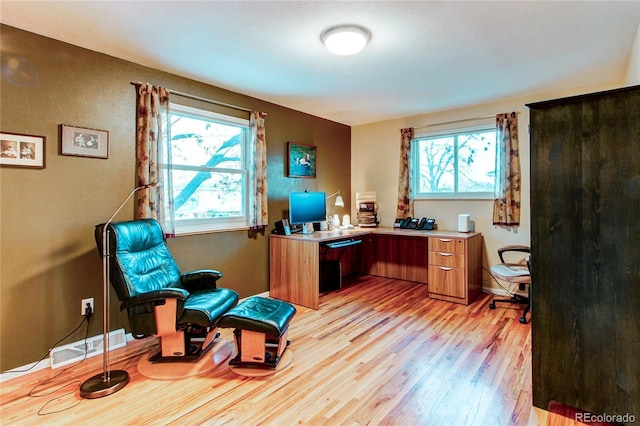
[219,296,296,369]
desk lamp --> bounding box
[326,190,344,207]
[326,190,345,229]
[79,182,160,399]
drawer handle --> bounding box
[438,238,453,242]
[438,252,452,257]
[438,266,453,271]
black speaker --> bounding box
[274,219,291,235]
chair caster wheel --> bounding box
[489,302,496,309]
[519,317,527,324]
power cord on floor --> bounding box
[8,308,92,376]
[21,306,95,415]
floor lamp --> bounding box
[79,182,160,399]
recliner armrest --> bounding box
[121,288,189,310]
[179,269,223,292]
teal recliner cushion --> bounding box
[111,220,182,298]
[95,219,238,338]
[180,288,239,326]
[220,296,296,336]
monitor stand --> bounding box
[302,222,314,234]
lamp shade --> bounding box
[327,190,345,207]
[321,25,371,56]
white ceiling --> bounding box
[1,1,639,126]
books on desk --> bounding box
[356,191,379,228]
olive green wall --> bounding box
[0,25,351,371]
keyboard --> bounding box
[324,239,362,249]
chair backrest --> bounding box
[95,219,181,301]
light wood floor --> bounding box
[2,275,547,425]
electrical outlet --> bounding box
[81,298,94,316]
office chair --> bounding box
[488,245,531,324]
[96,219,239,362]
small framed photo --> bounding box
[287,141,316,178]
[60,124,109,159]
[0,132,46,169]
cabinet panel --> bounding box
[369,234,428,283]
[430,237,465,253]
[427,234,481,305]
[428,251,465,268]
[359,235,376,273]
[428,266,465,298]
[269,238,320,309]
[529,86,640,418]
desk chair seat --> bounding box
[97,219,239,363]
[488,245,531,324]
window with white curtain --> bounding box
[166,103,250,234]
[413,125,497,199]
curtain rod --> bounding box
[414,111,520,131]
[130,82,252,113]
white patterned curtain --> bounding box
[492,112,521,227]
[396,128,414,219]
[249,111,269,229]
[135,83,175,237]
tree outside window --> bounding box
[414,128,496,199]
[165,104,249,233]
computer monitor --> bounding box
[289,191,326,233]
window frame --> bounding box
[412,123,497,200]
[167,103,251,235]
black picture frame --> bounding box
[287,142,316,178]
[0,131,46,169]
[60,124,109,159]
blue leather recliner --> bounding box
[95,219,239,362]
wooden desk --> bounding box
[269,228,481,309]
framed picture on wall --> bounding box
[60,124,109,159]
[287,141,316,178]
[0,131,46,169]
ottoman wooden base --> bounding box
[229,348,293,377]
[220,296,296,370]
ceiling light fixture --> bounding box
[321,24,371,56]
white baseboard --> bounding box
[482,286,528,298]
[50,328,126,369]
[482,286,510,296]
[0,359,50,382]
[0,291,271,382]
[0,329,133,383]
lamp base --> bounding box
[79,370,129,399]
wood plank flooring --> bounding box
[1,276,537,425]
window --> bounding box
[166,103,250,234]
[413,125,497,199]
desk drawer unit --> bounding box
[428,234,482,305]
[428,251,465,268]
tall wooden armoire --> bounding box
[528,86,640,421]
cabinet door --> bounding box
[359,235,376,274]
[428,266,465,298]
[369,234,427,283]
[529,86,640,416]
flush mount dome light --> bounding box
[321,24,371,56]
